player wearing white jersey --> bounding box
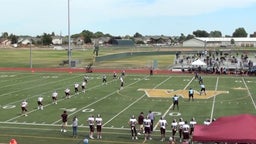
[52,91,58,104]
[21,100,28,116]
[178,118,185,142]
[65,88,71,99]
[84,75,89,83]
[200,84,206,95]
[182,121,190,142]
[87,115,95,139]
[173,95,179,110]
[128,115,138,140]
[37,96,43,110]
[143,116,152,141]
[102,74,107,85]
[120,76,124,90]
[74,83,79,94]
[81,81,86,93]
[171,119,178,140]
[189,117,197,135]
[158,117,168,141]
[95,114,103,139]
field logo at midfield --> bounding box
[138,89,229,99]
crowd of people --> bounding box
[176,50,256,76]
[126,110,214,144]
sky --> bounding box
[1,0,256,37]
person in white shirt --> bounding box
[189,117,197,135]
[87,115,95,139]
[52,91,58,104]
[37,96,43,110]
[95,114,103,139]
[21,100,28,116]
[200,84,206,95]
[171,119,178,140]
[143,116,152,141]
[204,118,211,125]
[65,88,71,99]
[81,81,86,93]
[178,118,185,141]
[102,74,107,85]
[182,121,190,142]
[128,115,138,140]
[158,116,168,141]
[120,76,124,90]
[84,75,89,83]
[74,83,79,94]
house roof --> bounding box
[195,37,256,42]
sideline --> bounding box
[210,77,219,121]
[242,77,256,110]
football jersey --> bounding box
[52,92,58,97]
[143,119,151,127]
[88,117,95,126]
[183,124,190,133]
[189,120,197,128]
[95,117,103,126]
[129,118,137,127]
[38,97,43,102]
[171,122,178,129]
[74,83,79,88]
[65,88,70,93]
[21,101,28,107]
[178,121,185,129]
[159,119,167,129]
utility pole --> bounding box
[68,0,72,67]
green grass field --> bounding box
[0,71,256,144]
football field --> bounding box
[0,71,256,144]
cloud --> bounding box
[1,0,256,35]
[71,0,256,19]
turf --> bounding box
[0,71,256,144]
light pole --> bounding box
[68,0,72,67]
[30,39,32,68]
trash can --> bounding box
[71,60,76,67]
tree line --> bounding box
[1,27,255,46]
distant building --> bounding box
[183,37,256,47]
[110,39,134,46]
[52,36,63,45]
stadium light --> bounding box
[68,0,72,67]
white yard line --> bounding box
[242,77,256,110]
[210,76,219,121]
[104,76,173,127]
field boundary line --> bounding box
[210,76,219,121]
[103,76,173,127]
[242,77,256,110]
